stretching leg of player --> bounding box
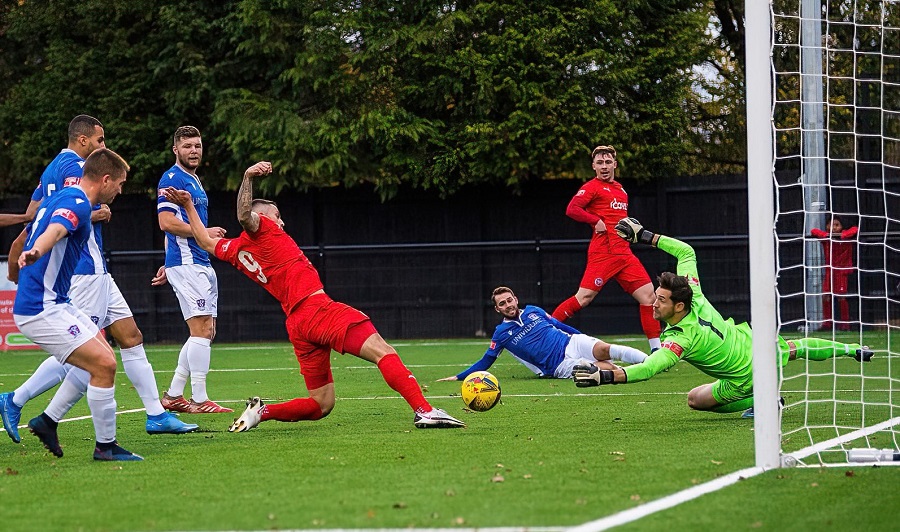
[686,337,872,413]
[28,331,141,460]
[0,358,69,443]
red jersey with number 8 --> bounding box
[214,215,323,315]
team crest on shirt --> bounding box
[661,341,684,357]
[594,277,604,287]
[52,208,79,228]
[527,313,539,321]
[68,325,81,338]
[197,299,206,310]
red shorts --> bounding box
[823,269,850,295]
[285,293,375,389]
[579,253,651,295]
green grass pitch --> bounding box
[0,337,897,531]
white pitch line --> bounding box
[567,466,767,532]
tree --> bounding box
[0,0,715,198]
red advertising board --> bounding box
[0,288,38,351]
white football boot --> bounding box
[228,397,265,432]
[413,407,466,428]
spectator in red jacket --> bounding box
[810,215,858,331]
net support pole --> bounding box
[746,0,781,469]
[801,0,827,327]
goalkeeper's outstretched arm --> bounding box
[615,218,699,280]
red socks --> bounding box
[377,353,431,413]
[552,296,583,322]
[260,397,324,422]
[639,304,661,340]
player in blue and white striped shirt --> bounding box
[438,286,648,382]
[152,125,231,414]
[12,148,141,461]
[0,117,197,448]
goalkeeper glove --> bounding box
[615,217,656,245]
[572,364,617,387]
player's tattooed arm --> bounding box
[237,161,272,233]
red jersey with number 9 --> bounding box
[214,215,324,315]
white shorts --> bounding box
[166,264,219,320]
[14,303,100,363]
[70,273,133,329]
[553,333,602,378]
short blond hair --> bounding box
[591,145,617,160]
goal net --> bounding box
[751,0,900,467]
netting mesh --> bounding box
[771,0,900,465]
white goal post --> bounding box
[747,0,900,468]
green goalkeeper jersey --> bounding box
[624,236,754,383]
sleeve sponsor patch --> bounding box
[63,176,81,187]
[661,340,684,357]
[52,208,79,228]
[489,341,496,350]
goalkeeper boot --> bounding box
[855,347,874,362]
[229,397,265,433]
[0,392,23,443]
[28,414,63,457]
[572,364,601,387]
[741,397,784,419]
[146,412,199,435]
[414,407,466,428]
[93,440,143,461]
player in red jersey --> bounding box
[810,215,859,331]
[160,161,465,432]
[552,146,661,351]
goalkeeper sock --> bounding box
[609,344,648,364]
[712,396,755,413]
[377,353,430,413]
[262,398,324,422]
[552,296,583,322]
[794,338,856,360]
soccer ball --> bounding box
[461,371,501,412]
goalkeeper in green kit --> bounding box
[573,218,873,417]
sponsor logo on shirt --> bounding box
[576,189,586,196]
[661,341,684,357]
[63,176,81,187]
[609,199,628,210]
[594,277,604,287]
[221,241,231,252]
[68,324,81,338]
[687,275,699,286]
[52,208,79,228]
[157,188,167,198]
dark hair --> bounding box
[657,272,692,312]
[82,148,129,180]
[173,125,201,145]
[68,115,103,142]
[491,286,514,305]
[591,145,617,160]
[830,214,844,226]
[251,199,278,212]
